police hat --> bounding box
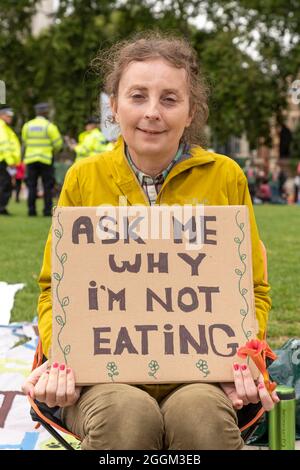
[85,116,99,125]
[34,102,50,113]
[0,107,14,117]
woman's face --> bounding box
[111,58,192,160]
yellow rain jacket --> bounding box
[0,118,21,166]
[38,137,271,358]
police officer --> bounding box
[0,107,21,215]
[66,116,110,162]
[22,103,63,216]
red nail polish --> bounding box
[52,362,59,368]
[258,383,264,390]
[241,364,247,371]
[66,368,71,374]
[233,363,239,371]
[59,364,65,371]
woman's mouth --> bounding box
[137,127,166,135]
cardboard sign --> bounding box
[51,205,258,385]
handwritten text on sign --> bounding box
[51,206,257,384]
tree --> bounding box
[1,0,299,146]
[192,29,279,147]
[205,0,300,120]
[26,1,160,134]
[0,0,38,127]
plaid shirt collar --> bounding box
[125,143,190,205]
[125,143,187,185]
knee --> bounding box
[81,384,164,450]
[163,384,243,450]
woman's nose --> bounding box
[144,101,161,120]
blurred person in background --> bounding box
[269,164,280,203]
[294,162,300,204]
[0,107,21,215]
[14,161,26,202]
[278,165,287,201]
[22,103,63,216]
[244,159,257,202]
[65,116,111,162]
[256,176,271,203]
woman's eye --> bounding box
[131,94,144,100]
[163,97,176,103]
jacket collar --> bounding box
[105,136,216,205]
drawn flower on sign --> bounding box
[196,359,210,378]
[148,360,160,379]
[106,361,119,382]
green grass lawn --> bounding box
[0,200,299,348]
[0,199,51,322]
[254,205,300,348]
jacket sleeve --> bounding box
[74,140,89,159]
[48,123,63,153]
[10,130,21,165]
[0,125,20,165]
[21,123,27,143]
[38,166,82,358]
[229,167,271,340]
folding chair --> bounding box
[28,340,80,450]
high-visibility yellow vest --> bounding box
[74,128,108,162]
[78,130,88,143]
[22,116,63,165]
[0,118,21,166]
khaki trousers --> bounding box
[62,383,244,450]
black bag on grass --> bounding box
[247,338,300,445]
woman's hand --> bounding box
[220,363,280,411]
[22,361,82,408]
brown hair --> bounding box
[93,31,209,146]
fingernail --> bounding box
[233,363,239,371]
[241,364,247,371]
[52,362,59,368]
[59,364,65,371]
[27,391,33,399]
[258,383,264,390]
[66,368,71,374]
